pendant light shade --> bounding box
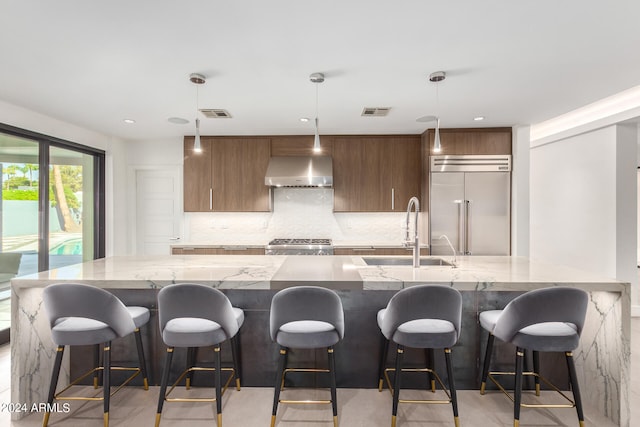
[313,117,321,153]
[194,118,202,153]
[433,117,442,153]
[190,73,206,154]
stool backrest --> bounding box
[380,284,462,340]
[158,283,239,339]
[270,286,344,341]
[43,283,136,337]
[492,286,588,343]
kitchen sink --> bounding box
[362,257,453,266]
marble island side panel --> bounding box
[10,255,629,426]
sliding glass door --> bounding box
[0,125,105,343]
[0,133,40,282]
[49,146,95,269]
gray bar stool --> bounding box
[155,283,244,427]
[42,283,150,427]
[479,286,588,427]
[377,284,462,427]
[269,286,344,427]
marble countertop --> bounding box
[11,255,626,292]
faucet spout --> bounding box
[439,235,457,267]
[404,197,420,268]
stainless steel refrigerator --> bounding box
[429,155,511,256]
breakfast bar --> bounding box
[10,255,630,426]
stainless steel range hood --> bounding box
[264,156,333,187]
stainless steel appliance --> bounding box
[265,238,334,255]
[264,156,333,187]
[429,155,511,256]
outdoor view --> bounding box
[3,162,86,259]
[0,133,95,293]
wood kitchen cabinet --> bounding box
[426,128,512,155]
[172,247,265,255]
[270,135,333,156]
[184,136,271,212]
[332,135,421,212]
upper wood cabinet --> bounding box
[270,135,333,156]
[332,135,421,212]
[426,128,512,155]
[184,136,271,212]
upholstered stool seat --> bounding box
[127,306,151,328]
[270,286,344,427]
[277,320,340,348]
[42,283,150,427]
[155,283,243,427]
[479,287,588,427]
[51,317,118,345]
[478,309,501,332]
[377,285,462,427]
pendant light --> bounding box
[190,73,206,153]
[430,71,445,153]
[416,71,446,153]
[310,72,325,153]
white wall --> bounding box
[511,125,530,256]
[530,124,638,306]
[0,99,128,256]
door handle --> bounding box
[454,200,463,255]
[391,188,395,210]
[209,188,213,210]
[169,237,181,241]
[465,200,470,255]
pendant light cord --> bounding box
[436,81,439,118]
[315,82,319,123]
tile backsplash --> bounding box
[185,188,424,245]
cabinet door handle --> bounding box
[391,188,395,210]
[209,188,213,210]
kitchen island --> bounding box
[11,255,630,426]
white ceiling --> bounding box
[1,1,639,142]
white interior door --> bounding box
[135,168,181,255]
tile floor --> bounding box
[0,318,638,426]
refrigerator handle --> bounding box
[465,200,471,255]
[454,200,464,255]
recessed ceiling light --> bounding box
[474,116,485,121]
[300,117,310,122]
[168,117,189,125]
[123,119,136,124]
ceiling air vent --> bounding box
[200,109,232,118]
[361,107,391,117]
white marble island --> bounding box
[11,255,630,426]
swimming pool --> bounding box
[49,238,82,255]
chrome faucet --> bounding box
[439,235,457,267]
[403,197,420,268]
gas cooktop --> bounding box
[265,238,333,255]
[268,238,332,246]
